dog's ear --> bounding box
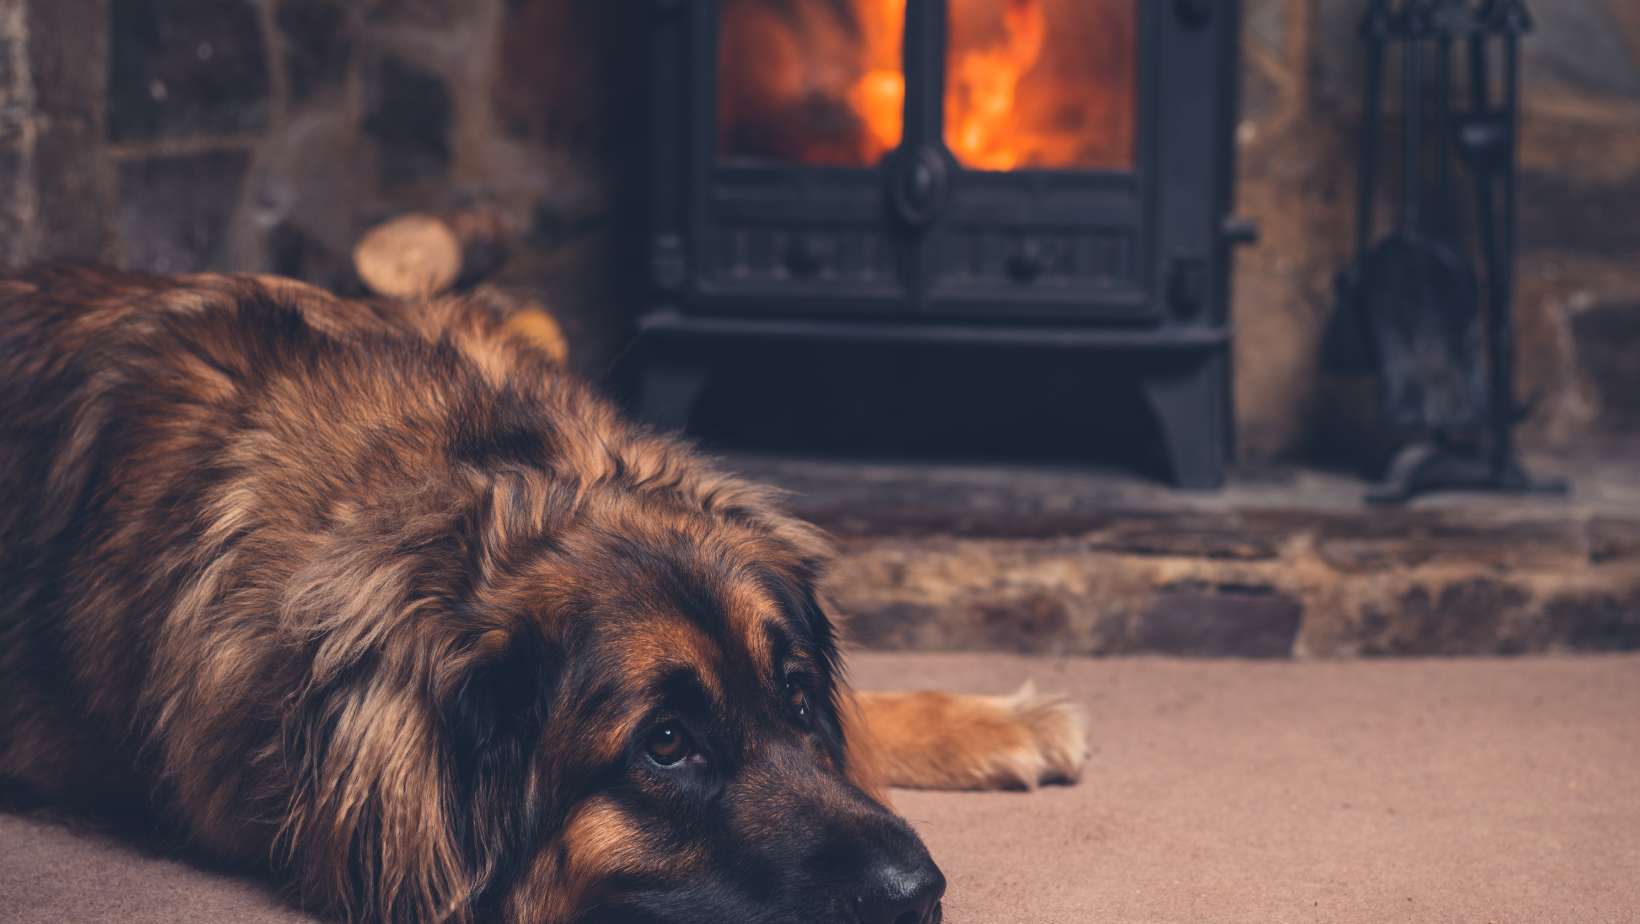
[440,628,549,777]
[437,625,555,903]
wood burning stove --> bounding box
[641,0,1250,487]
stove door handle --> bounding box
[889,145,950,229]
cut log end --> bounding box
[352,213,463,298]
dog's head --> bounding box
[296,466,943,924]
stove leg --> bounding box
[639,352,714,433]
[1139,347,1229,489]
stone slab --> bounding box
[724,452,1640,658]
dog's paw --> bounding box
[852,682,1088,791]
[959,681,1087,790]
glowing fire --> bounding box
[718,0,1134,172]
[718,0,904,167]
[945,0,1136,171]
[945,0,1046,171]
[847,68,906,164]
[846,0,907,162]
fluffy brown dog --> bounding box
[0,268,1085,924]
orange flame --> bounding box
[717,0,904,166]
[846,0,907,162]
[945,0,1046,171]
[847,69,906,162]
[719,0,1133,172]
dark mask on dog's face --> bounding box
[443,518,945,924]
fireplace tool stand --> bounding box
[1326,0,1564,504]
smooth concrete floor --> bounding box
[4,652,1637,924]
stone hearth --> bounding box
[721,452,1640,658]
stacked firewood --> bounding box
[351,209,567,364]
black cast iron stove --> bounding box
[641,0,1250,487]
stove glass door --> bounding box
[944,0,1137,171]
[717,0,907,167]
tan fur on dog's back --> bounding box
[0,267,1085,924]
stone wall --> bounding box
[733,454,1640,658]
[0,0,1636,460]
[2,0,647,377]
[0,0,121,268]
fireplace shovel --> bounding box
[1323,0,1390,376]
[1356,0,1486,432]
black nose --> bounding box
[856,857,945,924]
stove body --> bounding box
[643,0,1246,487]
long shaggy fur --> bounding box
[0,267,1084,924]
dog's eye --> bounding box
[645,724,691,766]
[784,679,808,719]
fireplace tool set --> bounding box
[1325,0,1562,503]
